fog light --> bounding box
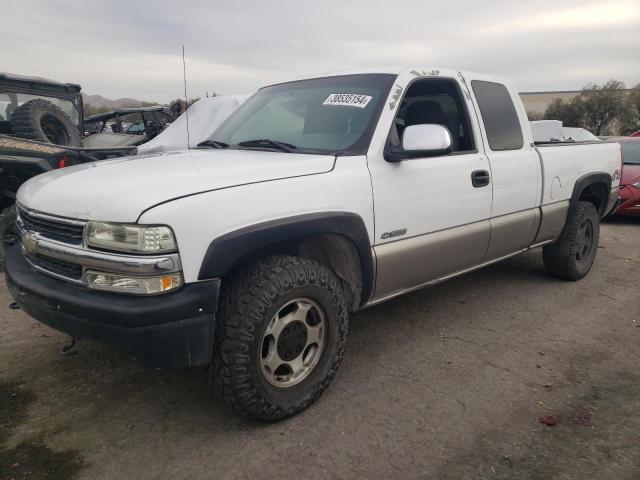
[85,271,183,295]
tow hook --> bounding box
[61,336,79,355]
[8,302,20,310]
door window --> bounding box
[388,78,476,153]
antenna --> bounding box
[182,45,191,149]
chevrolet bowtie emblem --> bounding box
[22,232,38,254]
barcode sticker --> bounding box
[323,93,373,108]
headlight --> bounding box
[85,271,183,295]
[631,181,640,189]
[85,222,177,254]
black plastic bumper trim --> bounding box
[5,245,220,368]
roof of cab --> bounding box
[279,67,499,84]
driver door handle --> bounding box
[471,170,490,187]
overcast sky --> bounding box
[2,0,639,103]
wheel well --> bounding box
[224,234,365,312]
[297,234,364,311]
[578,181,608,216]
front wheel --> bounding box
[210,255,349,421]
[543,201,600,280]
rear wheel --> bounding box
[543,201,600,280]
[210,255,349,421]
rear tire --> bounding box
[543,201,600,280]
[10,99,82,147]
[210,255,349,421]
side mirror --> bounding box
[385,124,452,162]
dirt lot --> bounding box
[1,218,639,480]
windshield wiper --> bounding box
[196,139,229,149]
[237,139,297,152]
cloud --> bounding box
[478,1,640,35]
[1,0,638,103]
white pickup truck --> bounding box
[5,67,621,420]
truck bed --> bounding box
[536,141,621,207]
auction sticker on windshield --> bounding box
[323,93,373,108]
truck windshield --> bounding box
[211,74,395,155]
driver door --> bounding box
[367,74,493,302]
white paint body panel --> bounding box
[139,156,374,282]
[537,142,621,204]
[366,68,492,244]
[17,149,335,222]
[461,70,542,217]
[14,66,622,299]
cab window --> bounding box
[388,78,476,153]
[471,80,524,151]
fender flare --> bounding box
[570,172,612,217]
[198,212,375,304]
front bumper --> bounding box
[5,245,220,368]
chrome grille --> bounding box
[19,209,85,245]
[24,251,83,281]
[18,207,87,283]
[16,206,182,287]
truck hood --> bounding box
[17,149,335,222]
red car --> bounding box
[606,137,640,216]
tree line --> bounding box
[528,80,640,136]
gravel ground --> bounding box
[1,218,639,480]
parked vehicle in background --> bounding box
[0,72,84,147]
[0,136,136,268]
[630,131,640,138]
[83,106,176,148]
[5,67,622,420]
[1,72,174,150]
[530,120,600,143]
[606,137,640,216]
[0,73,176,260]
[137,95,249,154]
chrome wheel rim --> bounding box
[259,298,326,388]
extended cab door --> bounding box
[366,70,493,302]
[463,73,543,259]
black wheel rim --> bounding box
[40,114,71,145]
[575,219,594,262]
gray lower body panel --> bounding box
[535,200,570,243]
[487,208,540,259]
[370,202,570,305]
[373,220,490,300]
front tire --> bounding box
[210,255,349,421]
[543,201,600,280]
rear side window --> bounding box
[471,81,523,151]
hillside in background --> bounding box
[81,93,151,109]
[81,93,162,117]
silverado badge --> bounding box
[381,228,407,240]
